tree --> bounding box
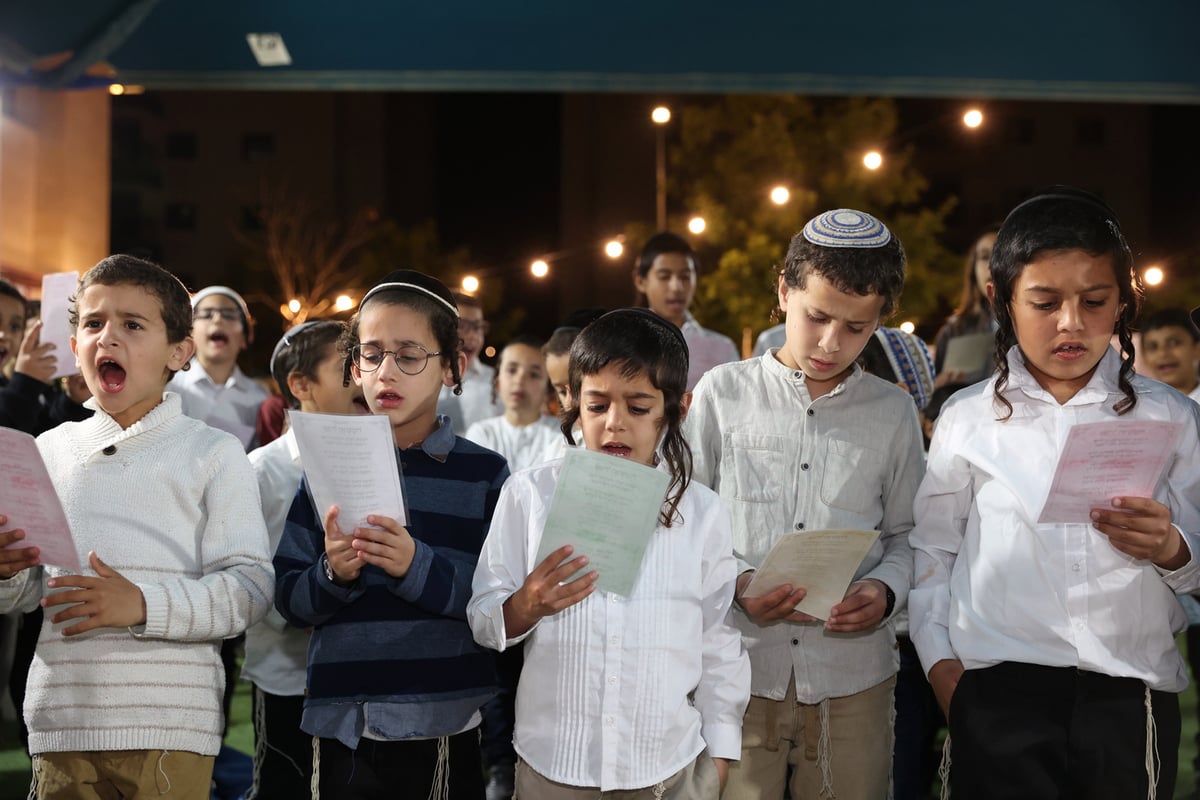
[664,96,960,344]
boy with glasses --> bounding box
[439,292,502,435]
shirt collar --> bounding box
[407,413,456,463]
[1003,345,1126,406]
[759,349,862,398]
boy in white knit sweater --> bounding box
[0,254,274,799]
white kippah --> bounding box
[802,209,892,248]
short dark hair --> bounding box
[71,255,193,377]
[779,231,906,317]
[453,291,482,312]
[1140,308,1199,343]
[990,186,1141,419]
[636,232,696,278]
[0,278,27,314]
[272,320,346,409]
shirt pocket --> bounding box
[819,438,883,515]
[725,432,786,504]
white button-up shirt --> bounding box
[169,360,268,450]
[685,352,925,703]
[909,347,1200,691]
[468,460,750,791]
[681,313,740,391]
[464,414,563,473]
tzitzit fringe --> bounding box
[248,685,307,799]
[311,735,321,800]
[427,736,450,800]
[937,735,951,800]
[1144,686,1159,800]
[818,698,835,798]
[155,751,172,794]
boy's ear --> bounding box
[777,274,790,310]
[287,371,312,403]
[633,269,647,295]
[985,281,996,304]
[168,336,195,372]
[678,390,693,422]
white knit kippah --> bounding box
[802,209,892,248]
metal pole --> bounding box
[655,125,666,230]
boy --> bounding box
[0,254,274,798]
[0,279,58,433]
[274,270,509,799]
[170,285,269,450]
[1141,307,1200,403]
[439,291,502,435]
[633,231,738,390]
[244,320,366,800]
[684,210,925,800]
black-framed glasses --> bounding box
[351,343,442,375]
[458,319,490,335]
[194,308,242,322]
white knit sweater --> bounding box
[0,392,274,756]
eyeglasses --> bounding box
[351,343,442,376]
[458,320,490,335]
[194,308,242,322]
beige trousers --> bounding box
[514,749,720,800]
[32,749,215,800]
[722,676,895,800]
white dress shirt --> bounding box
[681,313,740,391]
[439,359,503,435]
[909,347,1200,691]
[169,359,269,450]
[685,352,925,703]
[464,414,563,473]
[468,460,750,791]
[243,428,309,696]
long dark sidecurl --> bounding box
[989,187,1142,420]
[560,310,692,528]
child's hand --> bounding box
[41,551,147,636]
[503,545,597,638]
[351,514,416,579]
[713,757,730,790]
[1091,496,1187,570]
[0,518,41,578]
[323,505,364,585]
[14,320,57,385]
[734,571,817,625]
[825,579,888,632]
[928,658,964,718]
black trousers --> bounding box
[317,728,485,800]
[949,661,1179,800]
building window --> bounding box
[242,133,275,161]
[165,203,196,231]
[166,132,197,159]
[1076,118,1106,147]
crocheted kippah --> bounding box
[802,209,892,248]
[875,327,935,410]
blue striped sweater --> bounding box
[274,418,509,747]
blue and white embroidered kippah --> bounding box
[802,209,892,248]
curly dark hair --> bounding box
[779,231,906,318]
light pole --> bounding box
[651,106,671,230]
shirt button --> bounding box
[606,716,615,725]
[807,409,815,416]
[1072,563,1081,572]
[610,595,619,603]
[608,675,617,685]
[801,463,809,471]
[794,371,802,379]
[102,445,117,456]
[791,638,799,646]
[795,523,805,530]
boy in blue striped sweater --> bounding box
[274,270,509,799]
